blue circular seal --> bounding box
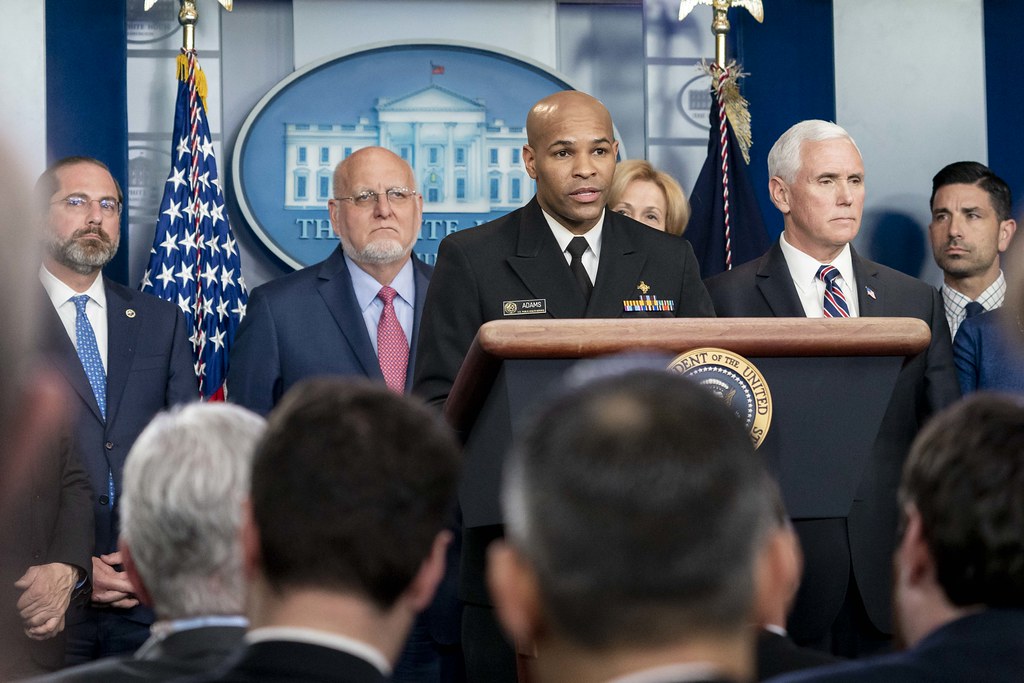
[668,347,772,448]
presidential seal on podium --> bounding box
[668,347,772,448]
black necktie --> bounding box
[964,301,985,319]
[566,236,593,302]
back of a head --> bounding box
[119,402,266,619]
[900,393,1024,608]
[768,120,859,183]
[503,371,772,649]
[929,161,1013,222]
[252,378,460,608]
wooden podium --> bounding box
[446,317,930,528]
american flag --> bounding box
[141,49,247,400]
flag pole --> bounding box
[144,0,235,52]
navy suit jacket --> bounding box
[766,610,1024,683]
[227,247,432,415]
[40,277,197,625]
[705,241,960,637]
[952,308,1024,394]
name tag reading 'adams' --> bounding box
[503,299,547,316]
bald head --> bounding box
[526,91,613,148]
[522,91,618,234]
[333,146,414,199]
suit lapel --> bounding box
[506,199,588,318]
[407,256,431,391]
[316,248,381,379]
[756,241,806,317]
[104,279,143,428]
[39,286,104,422]
[851,248,886,317]
[587,213,645,318]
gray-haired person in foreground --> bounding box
[30,402,266,682]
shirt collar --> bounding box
[246,626,391,675]
[942,270,1007,314]
[40,265,107,310]
[542,208,605,259]
[779,232,855,286]
[344,254,415,312]
[604,661,727,683]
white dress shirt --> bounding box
[40,266,109,370]
[246,626,391,675]
[542,208,605,286]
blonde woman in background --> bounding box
[608,159,691,236]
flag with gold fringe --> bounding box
[687,63,769,279]
[141,49,247,400]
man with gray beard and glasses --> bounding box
[228,146,432,408]
[36,156,197,665]
[227,147,455,683]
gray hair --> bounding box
[119,402,265,620]
[767,120,861,183]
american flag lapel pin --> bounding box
[865,286,876,300]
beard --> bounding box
[341,235,412,266]
[47,227,120,275]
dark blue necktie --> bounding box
[816,265,851,318]
[71,295,106,419]
[964,301,985,319]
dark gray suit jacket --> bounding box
[27,625,245,682]
[705,241,960,637]
[227,247,432,415]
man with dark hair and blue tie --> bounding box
[35,156,197,664]
[705,120,960,657]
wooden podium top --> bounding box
[445,317,930,430]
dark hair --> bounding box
[251,378,459,608]
[930,161,1012,222]
[504,370,772,648]
[900,393,1024,608]
[35,156,124,210]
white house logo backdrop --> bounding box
[233,42,575,270]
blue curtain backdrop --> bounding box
[46,0,129,284]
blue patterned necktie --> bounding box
[71,295,106,420]
[816,265,851,318]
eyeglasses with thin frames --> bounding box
[334,187,418,208]
[51,194,122,217]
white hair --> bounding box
[767,120,861,183]
[119,402,265,619]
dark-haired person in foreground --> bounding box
[769,393,1024,682]
[488,371,773,683]
[204,378,460,683]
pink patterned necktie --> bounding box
[376,285,409,393]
